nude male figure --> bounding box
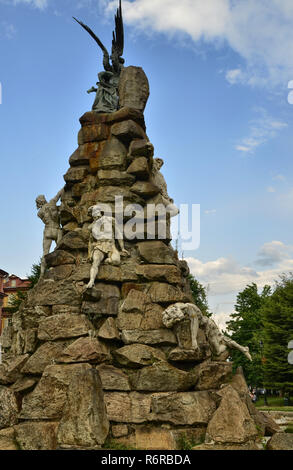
[36,189,63,276]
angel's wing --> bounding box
[73,17,109,56]
[111,0,124,59]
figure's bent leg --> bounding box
[56,229,62,245]
[87,250,104,289]
[108,247,121,266]
[41,236,52,277]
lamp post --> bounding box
[259,340,269,406]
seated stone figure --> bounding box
[87,71,119,114]
[86,204,129,289]
[162,302,252,361]
[151,158,179,217]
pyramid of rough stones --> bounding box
[0,66,280,451]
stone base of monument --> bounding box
[0,69,281,450]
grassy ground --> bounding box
[255,396,293,412]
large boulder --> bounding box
[111,120,146,145]
[21,342,68,375]
[14,422,59,450]
[0,428,18,451]
[118,66,150,112]
[38,314,93,341]
[57,368,109,449]
[137,241,176,265]
[113,344,166,368]
[28,279,81,306]
[98,317,120,341]
[97,364,131,391]
[193,361,233,391]
[0,387,18,430]
[45,250,76,268]
[147,283,190,304]
[151,391,216,426]
[104,392,152,423]
[121,329,177,346]
[99,136,127,170]
[231,368,280,436]
[78,122,109,144]
[56,337,110,364]
[0,355,29,385]
[266,433,293,450]
[132,361,193,392]
[82,284,120,317]
[206,385,258,444]
[20,363,91,420]
[136,265,182,284]
[127,157,150,180]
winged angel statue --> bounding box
[74,0,124,113]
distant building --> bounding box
[0,273,31,335]
[0,269,8,335]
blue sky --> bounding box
[1,0,293,327]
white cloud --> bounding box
[212,311,231,331]
[226,68,245,85]
[104,0,293,88]
[256,240,293,266]
[236,108,287,153]
[273,174,286,182]
[185,253,293,328]
[186,256,258,296]
[267,186,276,193]
[0,22,17,39]
[186,241,293,298]
[0,0,48,9]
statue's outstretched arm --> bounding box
[87,86,98,94]
[50,188,64,205]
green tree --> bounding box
[262,275,293,393]
[188,275,212,317]
[226,283,271,387]
[27,262,41,288]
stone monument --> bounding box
[0,1,280,451]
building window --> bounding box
[11,280,17,287]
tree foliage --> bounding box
[226,283,271,386]
[261,275,293,392]
[188,275,212,317]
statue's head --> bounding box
[88,203,113,220]
[88,206,101,219]
[154,158,164,171]
[36,195,47,209]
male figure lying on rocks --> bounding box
[86,204,129,289]
[163,303,252,361]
